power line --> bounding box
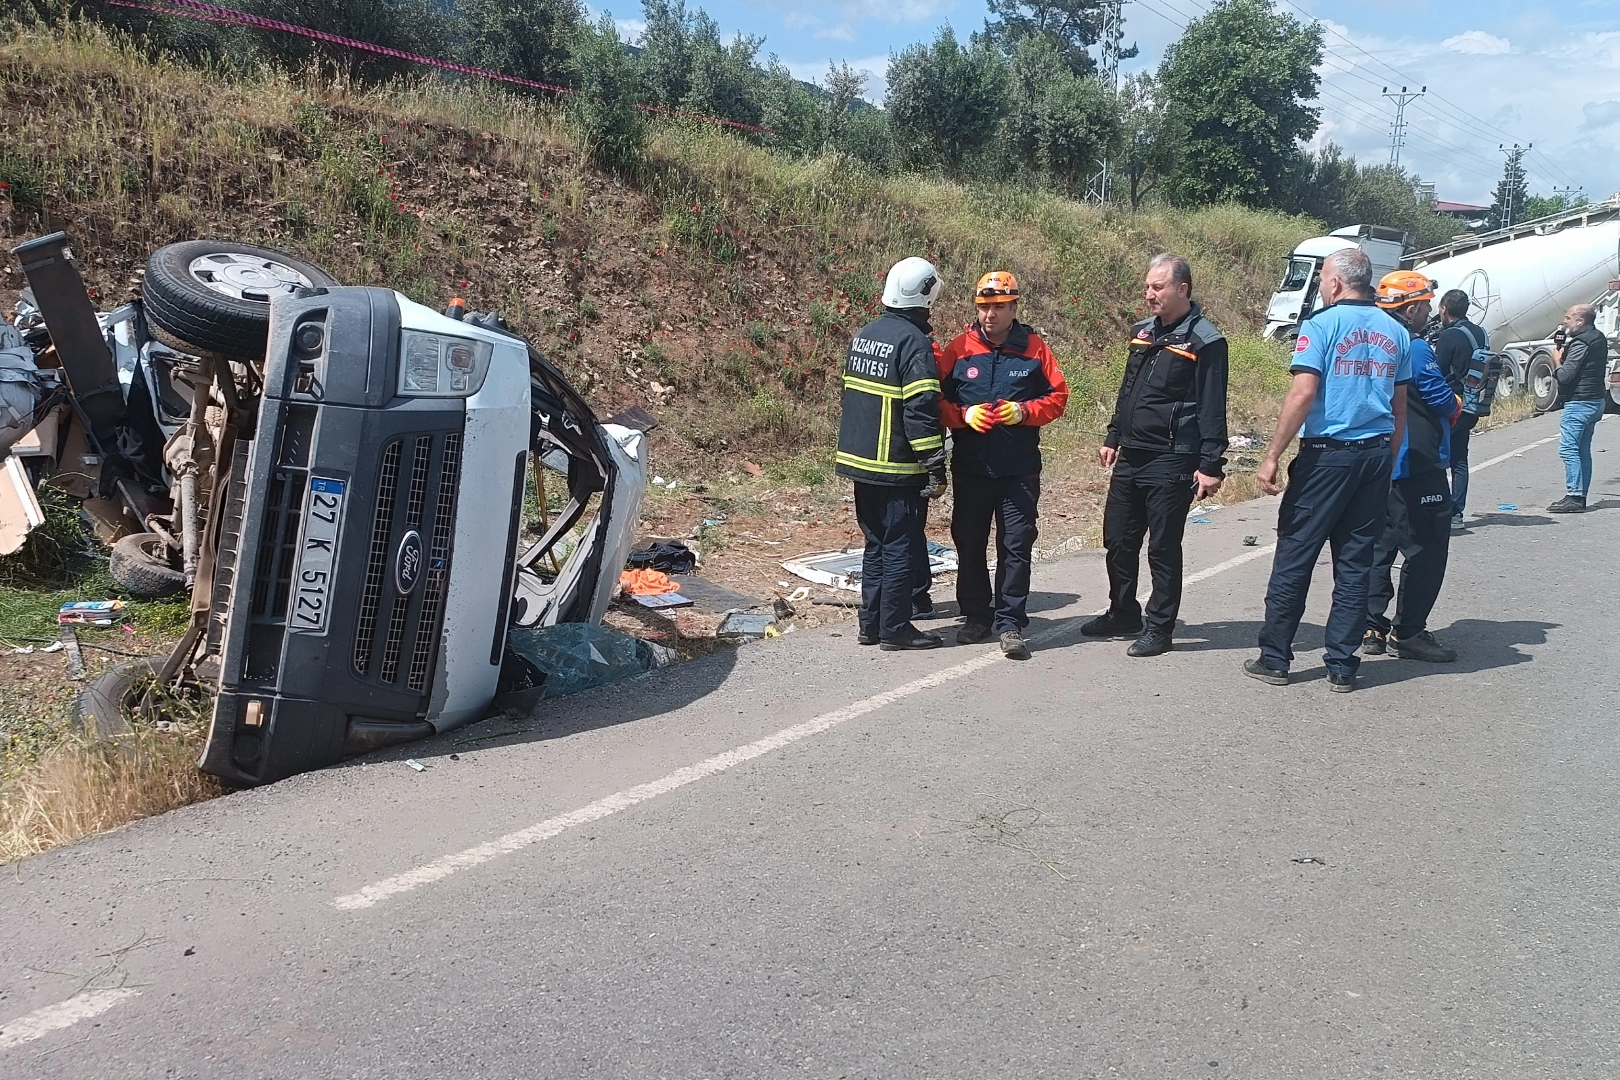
[1382,84,1425,167]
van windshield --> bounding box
[1278,258,1314,293]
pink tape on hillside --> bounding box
[106,0,776,135]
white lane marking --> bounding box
[336,637,1039,910]
[0,988,139,1051]
[339,427,1569,911]
[1471,434,1558,474]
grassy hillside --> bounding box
[0,17,1314,482]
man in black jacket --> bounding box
[836,257,949,649]
[1549,303,1609,513]
[1434,289,1489,530]
[1084,254,1229,657]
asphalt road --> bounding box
[2,411,1617,1079]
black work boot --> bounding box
[1390,630,1457,662]
[956,618,994,645]
[1242,658,1288,685]
[880,630,943,651]
[1361,629,1387,655]
[1081,611,1143,638]
[1326,669,1356,693]
[1548,495,1587,513]
[1000,630,1031,660]
[1126,628,1172,657]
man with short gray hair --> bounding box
[1549,303,1608,512]
[1085,252,1229,657]
[1244,248,1410,693]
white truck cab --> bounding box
[1265,225,1412,341]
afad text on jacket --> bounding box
[937,321,1069,477]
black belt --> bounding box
[1299,435,1391,451]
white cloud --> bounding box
[783,54,892,104]
[1441,30,1512,55]
[1583,101,1620,131]
[616,17,646,44]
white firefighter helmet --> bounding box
[880,257,942,310]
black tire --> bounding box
[142,240,339,360]
[1527,350,1563,413]
[73,657,161,743]
[110,532,186,597]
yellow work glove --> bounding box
[964,403,1000,434]
[995,400,1025,426]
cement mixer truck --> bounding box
[1265,198,1620,412]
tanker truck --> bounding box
[1264,197,1620,412]
[1404,198,1620,411]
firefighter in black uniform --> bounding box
[1084,254,1229,657]
[836,257,949,651]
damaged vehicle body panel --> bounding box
[4,235,647,786]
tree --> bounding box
[1521,191,1586,221]
[758,59,822,155]
[1487,150,1529,229]
[683,30,765,127]
[842,107,897,173]
[887,27,1008,179]
[1156,0,1323,208]
[982,0,1119,76]
[821,61,867,149]
[569,13,646,172]
[243,0,448,82]
[1116,72,1177,209]
[1288,145,1454,248]
[1000,37,1120,194]
[637,0,714,108]
[457,0,583,90]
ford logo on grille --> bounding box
[394,530,424,595]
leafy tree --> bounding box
[1156,0,1323,208]
[683,29,765,127]
[1116,73,1178,210]
[758,58,822,154]
[821,61,867,149]
[841,106,897,173]
[243,0,448,82]
[1001,37,1119,194]
[982,0,1127,76]
[887,26,1008,179]
[1521,191,1586,221]
[569,13,646,172]
[1487,153,1528,229]
[637,0,714,108]
[457,0,583,90]
[1289,145,1453,248]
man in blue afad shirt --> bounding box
[1364,272,1462,663]
[1244,249,1410,694]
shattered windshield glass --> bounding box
[1279,258,1314,292]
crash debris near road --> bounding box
[2,232,647,785]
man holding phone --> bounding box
[1084,254,1230,657]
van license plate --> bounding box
[290,476,345,635]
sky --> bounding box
[593,0,1620,208]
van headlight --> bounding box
[397,330,494,397]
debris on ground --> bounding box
[781,542,958,592]
[716,611,775,639]
[505,623,675,699]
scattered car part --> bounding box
[109,531,186,597]
[141,239,340,359]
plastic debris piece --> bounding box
[764,624,782,638]
[634,592,693,609]
[1191,518,1212,524]
[58,600,125,625]
[717,611,775,637]
[784,545,957,592]
[742,461,763,477]
[1497,504,1517,511]
[405,759,427,772]
[1243,535,1259,546]
[786,586,812,604]
[506,623,663,698]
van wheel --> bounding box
[142,240,339,360]
[110,532,186,597]
[1527,351,1562,413]
[72,657,162,742]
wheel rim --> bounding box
[187,251,315,304]
[1533,367,1555,403]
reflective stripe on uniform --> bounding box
[908,434,944,452]
[878,390,892,463]
[901,377,941,398]
[842,375,900,398]
[836,451,926,475]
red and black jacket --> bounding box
[938,321,1069,477]
[1104,302,1229,477]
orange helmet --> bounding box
[974,270,1020,305]
[1375,271,1437,310]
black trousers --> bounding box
[1368,470,1452,640]
[951,472,1039,633]
[1450,412,1478,517]
[1258,441,1392,674]
[854,482,926,641]
[913,505,934,613]
[1103,449,1197,633]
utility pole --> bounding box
[1497,143,1530,228]
[1085,0,1124,203]
[1552,184,1583,209]
[1381,85,1425,168]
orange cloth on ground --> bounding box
[621,569,679,595]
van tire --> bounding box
[142,241,339,360]
[110,532,185,597]
[72,657,162,742]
